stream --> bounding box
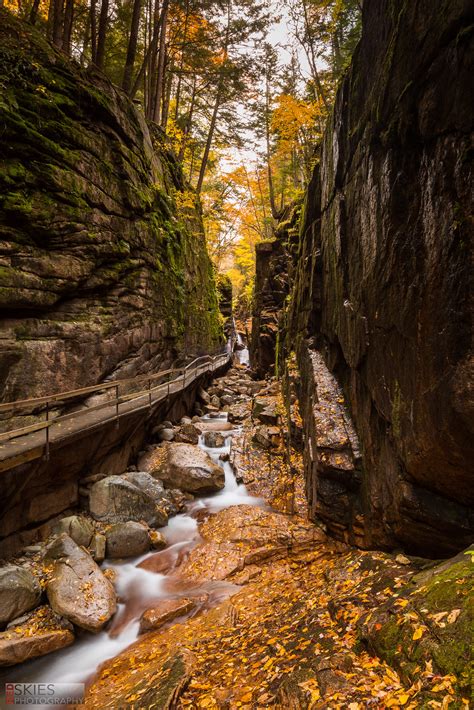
[0,390,265,696]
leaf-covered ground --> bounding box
[84,384,472,709]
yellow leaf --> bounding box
[446,609,461,623]
[398,693,410,705]
[412,627,425,640]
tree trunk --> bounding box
[89,0,97,64]
[161,58,173,128]
[174,0,190,120]
[196,88,221,194]
[178,76,196,161]
[29,0,41,25]
[96,0,109,70]
[62,0,74,54]
[151,0,169,123]
[122,0,142,93]
[52,0,65,47]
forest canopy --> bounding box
[3,0,361,313]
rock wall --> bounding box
[0,12,222,413]
[289,0,473,556]
[250,206,300,377]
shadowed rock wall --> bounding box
[0,12,222,412]
[289,0,473,555]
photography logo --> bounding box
[5,683,85,705]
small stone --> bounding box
[395,553,411,565]
[139,598,196,634]
[203,431,226,448]
[149,530,167,550]
[90,533,106,563]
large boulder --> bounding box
[105,522,151,559]
[51,515,94,548]
[89,475,167,527]
[0,606,74,666]
[157,443,225,494]
[123,471,178,518]
[0,566,41,627]
[45,534,116,632]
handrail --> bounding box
[0,351,231,456]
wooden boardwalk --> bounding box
[0,352,231,473]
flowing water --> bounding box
[0,413,264,695]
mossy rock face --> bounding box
[0,10,222,407]
[357,547,474,694]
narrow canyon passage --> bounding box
[2,361,469,708]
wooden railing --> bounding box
[0,350,231,461]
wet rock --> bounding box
[157,428,175,442]
[203,431,226,448]
[0,566,41,626]
[197,420,234,432]
[51,515,94,548]
[139,598,196,633]
[149,530,167,550]
[45,534,116,632]
[180,505,326,582]
[210,395,221,409]
[180,417,192,425]
[204,404,220,415]
[174,423,202,445]
[105,522,151,559]
[252,425,280,449]
[220,395,234,406]
[90,533,106,563]
[89,474,168,527]
[0,606,74,666]
[158,443,225,493]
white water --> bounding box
[0,413,264,693]
[235,331,250,366]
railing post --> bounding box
[115,384,119,428]
[148,379,152,408]
[44,401,50,461]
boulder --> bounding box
[252,426,280,450]
[210,395,221,409]
[0,606,74,666]
[105,522,151,558]
[139,598,196,634]
[157,428,175,442]
[198,387,211,404]
[89,475,168,527]
[51,515,94,548]
[158,443,225,493]
[220,395,234,406]
[203,431,226,448]
[45,534,116,632]
[174,423,202,445]
[90,533,106,563]
[0,566,41,627]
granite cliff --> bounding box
[253,0,473,556]
[0,12,222,411]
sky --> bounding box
[220,1,310,173]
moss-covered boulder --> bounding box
[357,546,474,695]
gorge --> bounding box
[0,0,472,707]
